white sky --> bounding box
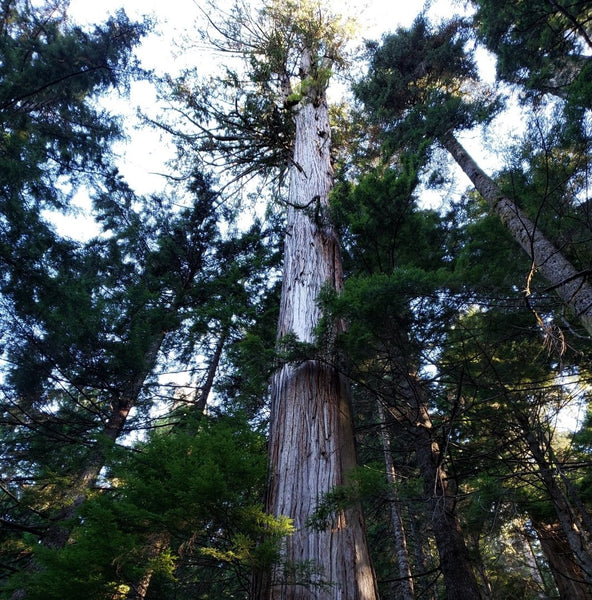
[64,0,462,191]
[52,0,472,238]
[67,0,464,78]
[69,0,439,39]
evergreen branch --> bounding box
[0,64,113,111]
[0,517,46,535]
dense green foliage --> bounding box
[9,413,289,600]
[473,0,592,109]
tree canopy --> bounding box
[2,1,592,599]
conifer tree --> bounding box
[164,1,380,596]
[355,17,592,338]
[471,0,592,108]
[328,163,486,599]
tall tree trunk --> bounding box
[40,334,165,551]
[406,508,436,600]
[123,329,227,600]
[520,423,592,584]
[377,401,414,600]
[530,516,592,600]
[440,131,592,337]
[401,373,482,600]
[264,69,379,598]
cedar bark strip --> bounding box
[265,90,378,598]
[441,132,592,336]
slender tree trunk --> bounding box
[530,516,592,600]
[521,425,592,584]
[406,508,436,600]
[123,329,227,600]
[377,401,414,600]
[520,522,551,596]
[263,71,379,598]
[194,329,227,413]
[40,334,165,552]
[402,373,482,600]
[551,444,592,536]
[441,131,592,336]
[469,534,495,600]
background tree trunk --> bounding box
[441,131,592,336]
[407,509,436,600]
[531,517,592,600]
[40,334,165,551]
[377,401,415,600]
[521,422,592,584]
[402,373,483,600]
